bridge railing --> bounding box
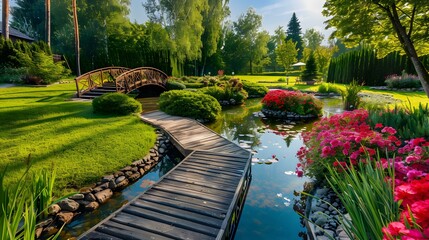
[74,67,130,97]
[115,67,169,93]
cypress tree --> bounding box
[286,13,304,60]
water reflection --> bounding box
[206,97,343,240]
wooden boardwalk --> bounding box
[79,111,252,240]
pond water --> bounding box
[60,96,343,239]
[206,97,343,240]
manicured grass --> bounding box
[235,75,299,87]
[0,81,156,196]
[234,75,429,108]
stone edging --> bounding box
[261,108,319,120]
[306,186,350,240]
[35,130,173,239]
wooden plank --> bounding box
[82,230,124,240]
[97,221,173,240]
[112,212,214,240]
[188,155,248,166]
[186,158,246,169]
[174,167,242,179]
[132,200,223,228]
[179,134,221,145]
[152,184,232,204]
[159,179,235,198]
[175,163,244,177]
[184,138,231,149]
[141,192,228,216]
[167,170,240,186]
[123,206,219,237]
[163,175,236,192]
[192,150,250,159]
[168,168,241,187]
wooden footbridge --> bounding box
[79,111,252,240]
[75,67,168,99]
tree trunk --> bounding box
[2,0,9,40]
[386,4,429,97]
[45,0,51,46]
[72,0,81,76]
[249,59,253,74]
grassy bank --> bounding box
[0,81,156,196]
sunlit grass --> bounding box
[234,75,428,108]
[0,81,156,196]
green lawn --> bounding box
[0,81,156,196]
[237,75,429,108]
[235,75,300,87]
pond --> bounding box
[59,96,343,239]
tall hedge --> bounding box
[327,45,429,86]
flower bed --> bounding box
[296,109,429,239]
[261,90,323,119]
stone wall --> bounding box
[35,130,173,238]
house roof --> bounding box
[0,22,34,41]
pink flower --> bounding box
[296,170,303,177]
[382,222,409,237]
[375,123,383,129]
[381,126,397,135]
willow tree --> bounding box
[144,0,208,76]
[323,0,429,97]
[200,0,229,75]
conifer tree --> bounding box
[286,13,303,60]
[302,51,318,81]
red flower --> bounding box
[375,123,384,129]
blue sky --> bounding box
[129,0,332,39]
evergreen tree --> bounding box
[302,51,318,81]
[286,13,303,60]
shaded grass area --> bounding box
[0,82,156,196]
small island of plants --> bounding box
[261,89,323,119]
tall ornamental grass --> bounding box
[0,158,59,240]
[326,158,400,240]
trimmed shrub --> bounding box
[262,90,323,116]
[200,79,249,105]
[184,82,205,88]
[242,81,269,98]
[0,67,26,83]
[92,93,142,115]
[385,73,421,89]
[278,77,286,82]
[166,80,186,90]
[318,83,342,94]
[159,90,221,122]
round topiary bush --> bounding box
[242,81,269,98]
[261,90,323,118]
[159,90,221,122]
[92,93,142,115]
[166,80,186,90]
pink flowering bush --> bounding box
[296,109,429,238]
[296,109,401,180]
[261,90,323,116]
[382,139,429,239]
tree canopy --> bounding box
[323,0,429,97]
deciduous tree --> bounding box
[303,28,323,51]
[276,39,297,74]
